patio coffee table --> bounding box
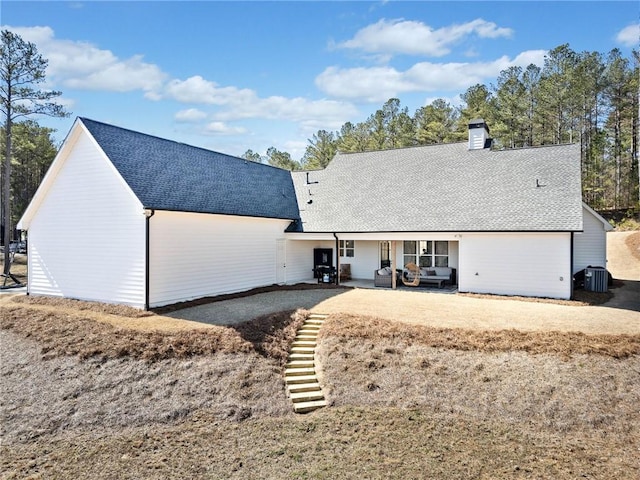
[420,278,445,288]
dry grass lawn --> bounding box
[2,294,640,479]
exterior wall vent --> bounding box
[468,119,491,150]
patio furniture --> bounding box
[374,267,400,287]
[402,266,456,288]
[339,263,351,281]
[315,265,336,283]
[402,262,421,287]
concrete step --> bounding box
[296,327,318,339]
[287,382,321,393]
[305,319,325,325]
[289,353,314,361]
[293,399,328,414]
[290,390,324,402]
[295,334,318,341]
[285,359,314,369]
[300,324,321,330]
[285,312,328,414]
[291,346,315,354]
[284,374,318,385]
[284,367,316,377]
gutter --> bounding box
[570,231,574,299]
[333,232,339,285]
[144,209,155,310]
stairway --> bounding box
[284,313,328,414]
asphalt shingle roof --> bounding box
[291,142,583,232]
[80,118,300,220]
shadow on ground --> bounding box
[601,279,640,312]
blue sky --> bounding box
[2,1,638,159]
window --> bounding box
[403,240,448,267]
[380,241,390,268]
[339,240,355,257]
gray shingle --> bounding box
[292,142,583,232]
[80,118,300,220]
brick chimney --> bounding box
[468,119,491,150]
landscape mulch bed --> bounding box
[321,313,640,359]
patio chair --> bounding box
[402,262,421,287]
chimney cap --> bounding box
[468,119,489,132]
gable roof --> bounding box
[582,202,614,231]
[80,118,300,220]
[291,142,583,232]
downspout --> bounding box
[144,209,155,310]
[570,232,574,299]
[333,232,340,285]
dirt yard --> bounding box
[1,231,639,479]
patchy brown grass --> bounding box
[0,303,305,365]
[320,313,640,359]
[2,297,639,479]
[0,330,294,444]
[2,406,638,479]
[10,294,155,317]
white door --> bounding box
[276,239,286,284]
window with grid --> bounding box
[339,240,355,257]
[403,240,448,267]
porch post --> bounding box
[391,240,397,289]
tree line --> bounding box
[246,44,639,211]
[2,37,638,255]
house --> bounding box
[18,118,612,308]
[17,118,300,309]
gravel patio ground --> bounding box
[167,232,639,335]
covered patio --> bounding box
[283,234,460,290]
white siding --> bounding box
[285,240,333,283]
[573,206,607,273]
[339,240,378,280]
[459,233,572,299]
[149,212,291,307]
[27,129,146,307]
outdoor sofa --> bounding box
[374,266,456,288]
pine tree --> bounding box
[0,30,68,278]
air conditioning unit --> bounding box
[584,267,608,293]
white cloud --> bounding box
[422,95,463,108]
[616,23,639,47]
[336,18,513,57]
[175,108,207,123]
[5,25,166,92]
[158,76,255,105]
[155,76,358,131]
[203,122,247,136]
[315,50,546,102]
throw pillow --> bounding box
[426,270,437,276]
